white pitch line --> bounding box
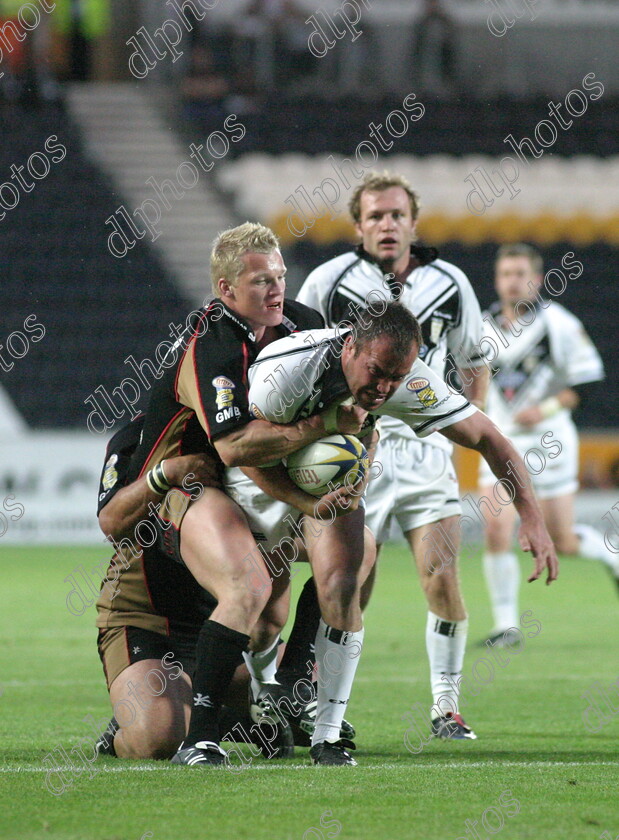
[0,674,599,689]
[2,761,617,773]
[1,679,102,688]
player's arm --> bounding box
[214,403,367,468]
[459,365,490,411]
[514,387,578,427]
[239,422,378,518]
[99,453,222,540]
[241,462,362,520]
[439,411,558,584]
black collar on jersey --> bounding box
[214,299,308,344]
[218,301,258,343]
[355,243,439,300]
[354,242,439,271]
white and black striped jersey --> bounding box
[482,300,604,438]
[247,329,477,437]
[297,245,485,448]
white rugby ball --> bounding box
[286,434,368,497]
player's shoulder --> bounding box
[543,300,584,330]
[256,328,337,362]
[195,300,256,355]
[426,257,473,291]
[282,298,325,330]
[105,414,145,459]
[304,250,363,286]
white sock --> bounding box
[426,611,467,719]
[574,524,619,575]
[482,551,520,633]
[312,619,364,745]
[243,636,280,698]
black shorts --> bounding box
[97,624,200,689]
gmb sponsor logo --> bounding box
[213,376,240,423]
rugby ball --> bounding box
[286,434,368,497]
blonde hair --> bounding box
[210,222,280,296]
[495,243,543,275]
[348,171,420,224]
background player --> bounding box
[297,171,489,740]
[480,243,617,643]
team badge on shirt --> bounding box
[212,376,236,409]
[102,454,119,490]
[406,377,438,407]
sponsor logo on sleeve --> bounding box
[102,454,119,490]
[406,377,438,408]
[213,376,241,423]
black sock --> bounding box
[185,619,249,746]
[278,576,321,680]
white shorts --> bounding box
[224,467,366,557]
[365,435,461,543]
[478,423,579,500]
[224,467,302,554]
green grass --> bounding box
[0,545,618,840]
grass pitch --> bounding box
[0,544,617,840]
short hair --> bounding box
[350,301,422,357]
[495,243,543,275]
[348,171,420,224]
[210,222,280,296]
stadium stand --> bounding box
[0,102,190,429]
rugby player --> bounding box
[117,222,369,766]
[94,417,296,760]
[479,243,616,643]
[297,171,489,739]
[247,302,558,763]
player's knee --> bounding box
[319,567,359,609]
[553,533,578,555]
[227,577,273,618]
[423,568,456,600]
[131,728,183,760]
[119,707,185,759]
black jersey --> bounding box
[95,413,218,633]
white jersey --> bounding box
[482,300,604,440]
[247,329,477,437]
[297,246,485,450]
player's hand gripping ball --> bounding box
[286,434,369,497]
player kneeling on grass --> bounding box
[245,302,559,760]
[95,426,300,762]
[93,414,364,761]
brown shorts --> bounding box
[154,487,193,565]
[97,624,199,689]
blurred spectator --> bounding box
[0,0,59,102]
[53,0,110,82]
[180,42,230,133]
[233,0,317,91]
[412,0,457,97]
